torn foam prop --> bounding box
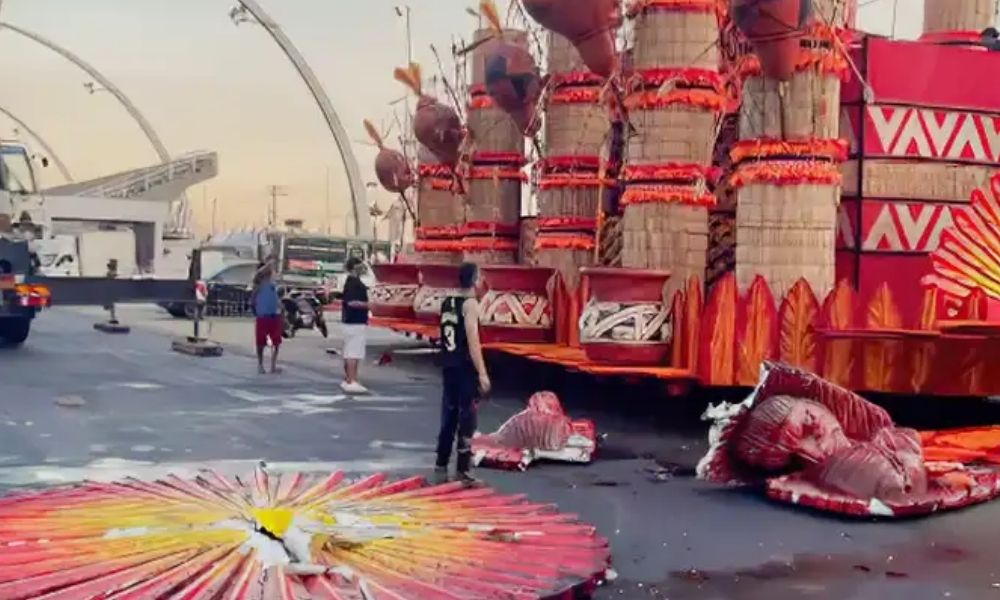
[697,362,1000,518]
[0,463,612,599]
[472,391,597,470]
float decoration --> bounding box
[394,63,464,166]
[0,465,612,598]
[370,264,420,320]
[730,0,812,81]
[480,265,556,344]
[472,391,598,470]
[479,0,544,136]
[414,263,462,323]
[579,267,672,365]
[521,0,624,77]
[364,119,414,193]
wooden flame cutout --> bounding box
[863,284,903,392]
[779,279,820,373]
[930,172,1000,302]
[736,276,778,386]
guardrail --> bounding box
[75,151,218,199]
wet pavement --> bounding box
[2,307,1000,599]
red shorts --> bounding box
[255,315,283,349]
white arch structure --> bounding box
[233,0,371,237]
[0,105,73,182]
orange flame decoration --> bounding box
[698,273,737,385]
[414,239,464,252]
[624,89,727,113]
[729,160,842,188]
[928,173,1000,302]
[621,185,717,207]
[863,283,904,391]
[539,173,613,189]
[549,87,604,105]
[730,138,849,163]
[821,280,856,388]
[549,71,607,89]
[467,166,529,182]
[909,286,939,393]
[623,163,709,183]
[779,279,820,373]
[534,233,596,251]
[418,164,452,178]
[736,276,779,386]
[537,216,599,231]
[462,236,519,251]
[535,155,604,173]
[628,67,726,94]
[626,0,719,17]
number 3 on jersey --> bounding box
[442,324,457,352]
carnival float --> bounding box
[367,0,999,400]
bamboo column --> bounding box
[414,145,465,264]
[621,0,724,299]
[922,0,996,41]
[463,28,529,265]
[731,0,852,299]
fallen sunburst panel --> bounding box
[0,466,612,599]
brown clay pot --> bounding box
[731,0,811,81]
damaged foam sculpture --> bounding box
[698,361,1000,518]
[472,391,597,470]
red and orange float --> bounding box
[394,63,464,166]
[370,263,420,320]
[364,120,414,193]
[480,265,556,344]
[522,0,623,77]
[730,0,811,81]
[414,263,461,324]
[479,1,543,136]
[579,267,673,365]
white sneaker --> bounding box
[341,381,368,394]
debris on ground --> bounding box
[471,391,597,471]
[54,395,86,408]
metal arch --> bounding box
[234,0,371,238]
[0,105,73,182]
[0,22,170,164]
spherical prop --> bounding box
[521,0,623,78]
[731,0,812,81]
[0,466,612,598]
[374,148,414,193]
[413,97,464,166]
[484,42,544,136]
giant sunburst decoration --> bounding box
[0,465,611,599]
[929,172,1000,301]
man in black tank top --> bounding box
[435,262,491,483]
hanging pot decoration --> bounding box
[364,119,414,193]
[394,63,464,166]
[731,0,812,81]
[480,1,543,136]
[521,0,623,78]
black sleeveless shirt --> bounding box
[439,296,472,369]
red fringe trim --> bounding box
[534,233,597,251]
[415,239,464,252]
[537,216,598,232]
[549,71,606,88]
[734,26,853,80]
[535,156,603,174]
[472,151,528,166]
[418,164,452,178]
[729,161,843,188]
[621,185,717,207]
[539,173,613,190]
[426,178,457,192]
[624,89,726,113]
[629,67,725,93]
[415,225,462,240]
[550,87,603,105]
[467,166,528,182]
[468,95,495,110]
[463,221,519,236]
[623,163,709,183]
[462,236,519,252]
[730,138,848,163]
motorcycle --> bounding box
[280,289,329,339]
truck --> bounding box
[36,230,138,278]
[265,233,377,300]
[0,142,194,347]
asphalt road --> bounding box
[2,307,1000,599]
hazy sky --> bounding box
[0,1,922,235]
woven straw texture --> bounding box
[471,28,529,86]
[599,215,624,267]
[536,247,593,289]
[538,185,602,219]
[545,102,609,158]
[520,217,539,265]
[622,203,709,299]
[468,105,525,155]
[629,106,718,165]
[736,182,839,299]
[740,72,841,140]
[842,160,998,202]
[418,185,465,228]
[923,0,995,34]
[632,10,719,70]
[547,31,587,74]
[466,178,522,225]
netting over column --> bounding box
[621,0,724,299]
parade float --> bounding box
[368,0,999,400]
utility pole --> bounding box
[267,185,287,228]
[212,198,218,235]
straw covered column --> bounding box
[622,0,725,298]
[922,0,996,41]
[533,31,611,289]
[463,27,529,265]
[414,145,465,264]
[731,0,852,299]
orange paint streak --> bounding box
[736,276,778,386]
[778,278,820,372]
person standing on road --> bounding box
[251,259,283,375]
[435,262,491,483]
[340,257,370,394]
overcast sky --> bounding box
[0,0,924,235]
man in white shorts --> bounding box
[340,257,369,394]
